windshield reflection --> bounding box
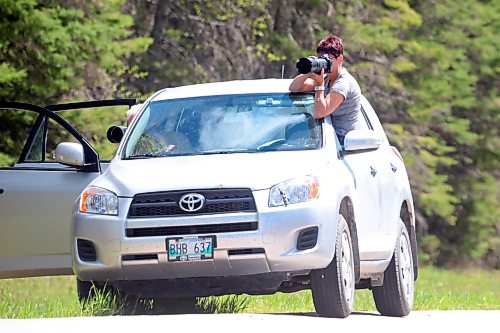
[124,93,322,158]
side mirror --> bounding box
[343,129,382,152]
[107,126,127,143]
[53,142,85,167]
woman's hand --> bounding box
[310,68,325,87]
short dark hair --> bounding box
[316,35,343,58]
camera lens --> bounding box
[296,57,329,74]
[296,57,313,74]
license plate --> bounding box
[166,236,215,262]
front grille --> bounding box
[228,248,265,256]
[128,188,256,218]
[126,221,258,238]
[296,227,319,250]
[77,239,97,262]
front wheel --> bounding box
[372,221,415,316]
[311,214,355,318]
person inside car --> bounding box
[289,34,361,145]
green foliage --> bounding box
[0,152,14,166]
[198,295,250,313]
[0,0,150,165]
[401,0,500,264]
[59,106,128,160]
[0,0,149,103]
[418,234,442,266]
[0,109,38,166]
[454,174,500,266]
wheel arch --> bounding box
[339,196,360,283]
[400,200,418,280]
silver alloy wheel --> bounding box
[399,233,414,306]
[311,215,355,318]
[341,231,354,307]
[372,221,415,317]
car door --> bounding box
[0,99,135,279]
[360,97,402,237]
[340,104,388,260]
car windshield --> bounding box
[123,93,321,159]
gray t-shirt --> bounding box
[325,67,361,138]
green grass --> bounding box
[0,282,121,318]
[0,266,498,318]
[242,266,500,313]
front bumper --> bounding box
[72,190,338,283]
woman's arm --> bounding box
[313,91,345,118]
[289,74,316,92]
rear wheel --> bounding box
[372,221,415,316]
[311,215,355,318]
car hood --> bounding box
[93,151,329,197]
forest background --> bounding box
[0,0,498,268]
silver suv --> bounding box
[0,79,417,317]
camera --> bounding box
[296,55,332,74]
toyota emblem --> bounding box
[179,193,205,212]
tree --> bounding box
[0,0,150,164]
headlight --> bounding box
[79,187,118,215]
[269,176,320,207]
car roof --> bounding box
[151,79,295,102]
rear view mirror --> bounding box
[107,126,127,143]
[53,142,84,166]
[343,129,382,152]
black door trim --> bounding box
[45,99,136,112]
[0,102,100,172]
[19,113,46,162]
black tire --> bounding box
[372,221,415,317]
[311,214,355,318]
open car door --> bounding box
[0,99,135,279]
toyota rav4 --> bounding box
[0,79,418,317]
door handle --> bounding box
[390,163,397,173]
[370,166,377,177]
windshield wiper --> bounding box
[126,149,257,158]
[125,153,164,159]
[199,149,257,155]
